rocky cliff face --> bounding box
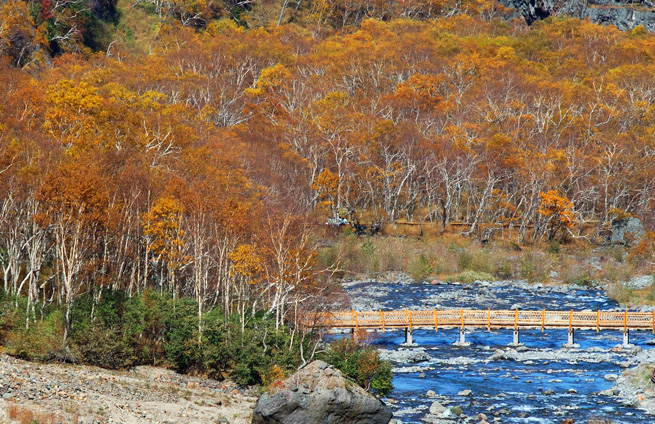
[500,0,655,31]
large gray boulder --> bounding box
[252,360,392,424]
[610,217,646,246]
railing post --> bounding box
[460,308,464,329]
[433,308,438,332]
[380,309,385,333]
[624,310,628,333]
[652,311,654,335]
[514,308,518,330]
[568,309,572,332]
[541,309,545,333]
[596,310,600,333]
[487,308,491,332]
[409,309,413,331]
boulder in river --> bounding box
[251,360,392,424]
[429,400,446,415]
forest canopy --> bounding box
[2,0,655,341]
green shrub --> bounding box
[519,252,549,282]
[493,259,513,279]
[324,338,393,396]
[6,307,65,361]
[547,240,560,254]
[456,250,473,271]
[409,253,433,281]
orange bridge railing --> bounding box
[303,309,655,333]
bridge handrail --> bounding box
[302,309,655,332]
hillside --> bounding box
[1,0,655,404]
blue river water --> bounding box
[331,279,655,423]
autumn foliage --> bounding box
[1,0,655,341]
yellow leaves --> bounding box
[46,80,102,114]
[628,25,649,40]
[43,79,104,153]
[141,91,166,110]
[229,244,264,285]
[246,64,291,98]
[143,197,188,269]
[496,46,516,61]
[205,19,242,36]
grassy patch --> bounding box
[443,270,495,284]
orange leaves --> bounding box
[38,160,109,226]
[312,168,339,212]
[538,190,575,241]
[0,0,48,67]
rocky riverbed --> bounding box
[334,275,655,423]
[0,354,256,424]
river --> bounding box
[331,277,655,423]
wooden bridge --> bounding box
[305,309,655,347]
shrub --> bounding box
[547,240,560,254]
[324,338,393,396]
[456,249,473,271]
[519,252,549,282]
[6,307,65,361]
[493,259,513,280]
[409,253,433,281]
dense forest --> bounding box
[1,0,655,381]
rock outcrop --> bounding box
[610,216,646,246]
[252,360,392,424]
[500,0,655,32]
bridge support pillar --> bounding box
[509,330,523,347]
[454,328,471,347]
[401,328,416,346]
[622,330,632,348]
[563,329,578,348]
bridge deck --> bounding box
[305,309,655,332]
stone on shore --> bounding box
[251,360,392,424]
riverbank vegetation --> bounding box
[319,231,652,285]
[0,289,393,395]
[1,0,655,393]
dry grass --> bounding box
[6,404,77,424]
[318,230,652,296]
